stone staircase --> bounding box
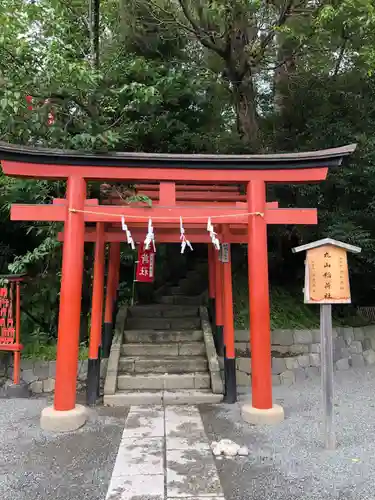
[104,302,223,405]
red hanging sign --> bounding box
[136,245,155,283]
[0,286,15,345]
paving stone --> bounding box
[272,374,281,386]
[363,349,375,365]
[363,325,375,339]
[106,474,164,499]
[297,354,310,367]
[272,329,294,346]
[271,357,286,374]
[309,353,320,367]
[349,341,363,354]
[285,357,299,370]
[350,354,365,368]
[21,369,38,384]
[166,436,210,451]
[29,380,43,393]
[293,329,313,344]
[341,348,351,359]
[122,407,164,438]
[118,374,164,390]
[236,357,251,374]
[335,358,350,370]
[42,377,55,393]
[111,437,163,476]
[280,370,295,386]
[166,448,223,498]
[165,405,205,438]
[123,343,179,357]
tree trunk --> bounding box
[231,73,260,152]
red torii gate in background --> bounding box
[0,141,356,431]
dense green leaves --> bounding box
[1,0,375,343]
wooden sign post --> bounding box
[293,239,361,450]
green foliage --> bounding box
[1,0,375,343]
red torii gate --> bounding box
[0,141,356,431]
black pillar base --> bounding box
[86,358,100,406]
[208,297,215,325]
[97,346,101,397]
[102,322,113,358]
[223,353,237,404]
[216,325,224,357]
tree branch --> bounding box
[177,0,226,57]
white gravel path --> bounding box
[200,366,375,500]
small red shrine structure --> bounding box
[0,141,356,431]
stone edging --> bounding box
[103,306,128,397]
[234,325,375,388]
[199,306,224,394]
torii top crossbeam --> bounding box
[0,141,356,182]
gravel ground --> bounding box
[0,395,127,500]
[200,366,375,500]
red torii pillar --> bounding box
[87,222,105,406]
[102,242,121,358]
[222,229,236,403]
[214,250,224,356]
[241,180,284,424]
[40,176,87,431]
[207,246,216,343]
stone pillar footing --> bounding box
[241,402,284,425]
[40,404,87,432]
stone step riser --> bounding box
[126,318,201,330]
[124,331,203,344]
[156,296,203,306]
[104,390,223,406]
[121,343,206,357]
[117,373,210,391]
[128,306,199,318]
[119,357,208,374]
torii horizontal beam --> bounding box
[10,204,318,225]
[1,160,329,183]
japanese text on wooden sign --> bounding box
[0,285,15,345]
[305,246,351,304]
[135,245,155,283]
[219,243,229,263]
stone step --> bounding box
[104,390,223,406]
[119,355,208,374]
[126,317,201,330]
[121,342,206,357]
[156,295,203,306]
[128,305,199,318]
[124,330,203,344]
[117,372,211,390]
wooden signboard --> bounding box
[304,245,351,304]
[219,243,230,263]
[293,238,361,450]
